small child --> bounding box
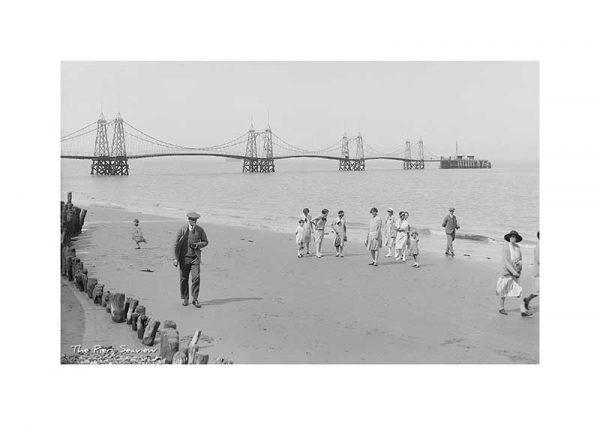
[132,219,147,249]
[409,231,420,267]
[295,219,305,258]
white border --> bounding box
[3,0,599,423]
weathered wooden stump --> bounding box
[66,257,74,281]
[189,353,209,364]
[102,291,111,308]
[172,351,188,364]
[160,326,180,364]
[74,272,84,291]
[79,209,87,231]
[92,284,104,305]
[137,315,148,339]
[163,320,177,330]
[126,299,139,325]
[105,293,112,312]
[81,273,88,292]
[86,278,97,299]
[134,305,146,316]
[110,293,126,323]
[69,257,81,282]
[187,329,208,364]
[124,297,138,323]
[142,319,161,346]
[131,313,140,331]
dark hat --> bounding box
[449,207,455,212]
[186,211,200,220]
[133,219,139,223]
[338,210,344,215]
[504,230,522,243]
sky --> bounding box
[61,62,538,163]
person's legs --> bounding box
[374,249,379,265]
[446,233,453,254]
[190,262,201,304]
[339,239,345,257]
[179,263,191,303]
[498,297,507,314]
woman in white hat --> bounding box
[496,230,531,317]
[383,208,396,257]
[394,211,410,262]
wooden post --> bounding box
[160,323,179,364]
[131,313,140,331]
[92,284,104,305]
[136,315,148,339]
[189,353,209,364]
[74,272,84,292]
[86,278,98,299]
[110,293,126,323]
[66,256,73,281]
[79,209,87,232]
[81,271,88,293]
[102,291,110,307]
[187,329,208,364]
[67,191,72,205]
[142,319,161,346]
[125,299,139,325]
[172,351,188,364]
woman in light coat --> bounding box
[496,230,531,317]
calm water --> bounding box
[61,158,539,250]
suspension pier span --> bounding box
[61,114,485,175]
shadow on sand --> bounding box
[200,297,263,306]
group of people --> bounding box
[295,208,347,259]
[366,207,420,267]
[132,209,539,318]
[294,207,421,267]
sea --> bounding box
[61,158,539,258]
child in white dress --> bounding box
[295,219,305,258]
[409,231,420,268]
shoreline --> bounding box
[71,197,534,266]
[63,203,539,363]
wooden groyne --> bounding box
[60,192,232,365]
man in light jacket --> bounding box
[442,207,460,256]
[173,212,209,308]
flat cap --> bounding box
[186,211,201,220]
[448,207,455,212]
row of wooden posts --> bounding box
[61,192,214,364]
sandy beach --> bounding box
[61,204,539,363]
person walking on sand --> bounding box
[300,208,313,255]
[409,231,420,268]
[383,208,396,257]
[295,219,306,258]
[131,219,147,249]
[173,212,209,308]
[442,207,460,256]
[394,211,410,262]
[524,231,540,311]
[365,207,383,266]
[496,230,531,317]
[311,209,329,258]
[331,210,347,257]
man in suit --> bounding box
[173,212,209,308]
[442,207,460,256]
